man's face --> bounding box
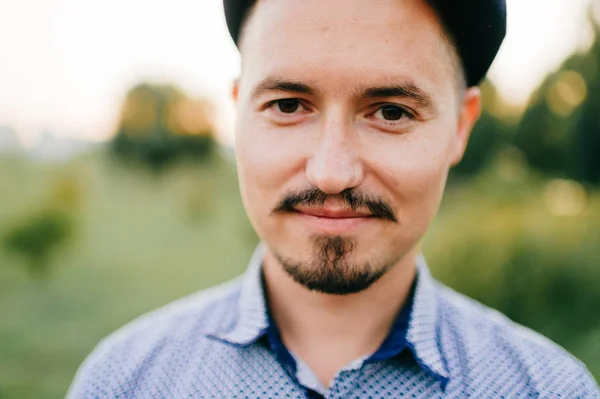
[234,0,480,294]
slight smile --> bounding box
[291,207,376,234]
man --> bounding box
[68,0,600,398]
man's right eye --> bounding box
[273,99,301,113]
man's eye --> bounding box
[376,105,408,121]
[273,99,302,114]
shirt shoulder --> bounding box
[435,283,600,398]
[66,277,243,398]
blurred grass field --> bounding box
[0,149,598,398]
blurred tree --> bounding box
[111,83,216,171]
[1,173,80,277]
[2,210,73,276]
[514,12,600,184]
[571,22,600,184]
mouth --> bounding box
[296,207,373,219]
[291,206,376,234]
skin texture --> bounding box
[232,0,481,387]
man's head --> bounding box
[231,0,488,294]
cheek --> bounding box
[235,112,306,225]
[235,106,318,184]
[372,127,454,221]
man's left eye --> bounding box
[375,105,408,121]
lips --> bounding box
[294,206,372,219]
[289,206,375,234]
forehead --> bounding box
[240,0,456,98]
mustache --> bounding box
[272,187,397,222]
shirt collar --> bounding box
[406,254,450,387]
[206,244,269,345]
[206,244,449,386]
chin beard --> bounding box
[273,235,390,295]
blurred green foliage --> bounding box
[453,15,600,186]
[2,174,81,277]
[2,209,73,276]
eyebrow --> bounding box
[360,84,435,111]
[253,78,317,97]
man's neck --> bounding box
[262,249,418,388]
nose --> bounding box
[306,115,365,195]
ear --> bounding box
[450,86,482,166]
[231,78,240,103]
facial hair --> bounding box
[272,235,396,294]
[270,187,399,295]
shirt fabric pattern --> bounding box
[67,245,600,399]
[263,272,415,398]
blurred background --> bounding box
[1,0,599,397]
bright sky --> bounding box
[0,0,594,146]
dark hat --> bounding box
[222,0,507,87]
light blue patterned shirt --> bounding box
[68,245,600,398]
